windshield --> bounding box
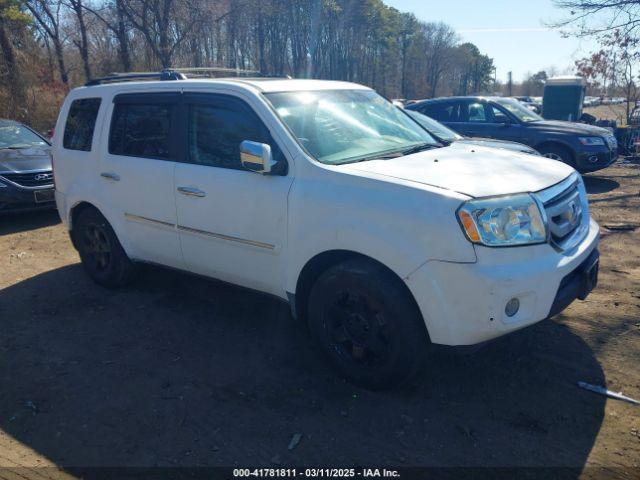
[494,98,543,123]
[264,89,439,165]
[406,110,462,142]
[0,124,48,149]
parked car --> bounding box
[407,96,617,173]
[406,109,540,155]
[53,74,600,389]
[512,96,541,114]
[629,105,640,126]
[583,96,601,107]
[0,119,55,214]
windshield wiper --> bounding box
[334,143,441,165]
[3,145,32,150]
[400,142,440,156]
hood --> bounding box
[0,147,52,173]
[527,120,611,136]
[340,143,574,198]
[456,137,538,154]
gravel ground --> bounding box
[0,160,638,479]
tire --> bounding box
[538,144,574,166]
[307,258,429,390]
[73,208,137,288]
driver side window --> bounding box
[491,106,510,123]
[186,98,286,174]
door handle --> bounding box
[177,186,206,198]
[100,172,120,181]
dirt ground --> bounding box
[0,160,639,479]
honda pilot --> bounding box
[52,75,600,388]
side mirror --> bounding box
[240,140,276,174]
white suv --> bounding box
[53,73,600,389]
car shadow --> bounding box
[0,264,605,474]
[582,175,619,195]
[0,209,60,235]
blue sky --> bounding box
[385,0,599,82]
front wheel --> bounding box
[538,144,574,166]
[307,258,429,390]
[74,208,137,287]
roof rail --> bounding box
[85,67,264,86]
[85,69,187,86]
[171,67,262,77]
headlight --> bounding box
[579,136,605,146]
[457,194,548,247]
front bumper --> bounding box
[405,217,600,346]
[575,145,617,172]
[0,182,56,214]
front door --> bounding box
[456,101,523,142]
[174,93,292,297]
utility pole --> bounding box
[493,66,497,94]
[508,71,513,96]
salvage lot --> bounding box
[0,161,639,475]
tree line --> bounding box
[0,0,496,128]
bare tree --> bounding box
[552,0,640,36]
[63,0,91,79]
[120,0,204,68]
[25,0,68,84]
[80,0,131,71]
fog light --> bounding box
[505,297,520,317]
[588,155,598,163]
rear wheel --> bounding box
[538,144,574,166]
[74,208,137,287]
[307,258,429,390]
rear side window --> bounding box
[63,98,101,151]
[109,104,171,159]
[421,102,460,122]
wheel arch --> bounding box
[292,249,427,338]
[68,201,101,249]
[534,140,576,163]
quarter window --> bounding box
[421,103,461,122]
[109,104,171,159]
[63,98,101,151]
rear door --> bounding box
[173,92,292,296]
[98,92,183,269]
[418,101,463,132]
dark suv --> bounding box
[0,120,55,214]
[407,96,617,173]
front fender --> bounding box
[284,173,477,295]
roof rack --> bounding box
[172,67,262,77]
[85,67,263,86]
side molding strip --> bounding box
[124,212,175,228]
[124,213,276,250]
[177,224,275,250]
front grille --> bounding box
[0,170,54,188]
[605,133,618,151]
[542,179,584,250]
